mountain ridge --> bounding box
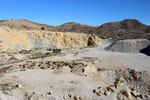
[0,19,150,40]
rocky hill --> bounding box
[0,19,149,40]
[98,19,150,40]
[56,22,98,34]
[0,19,98,33]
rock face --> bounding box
[0,27,101,52]
[87,35,99,47]
[105,39,150,53]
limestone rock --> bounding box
[83,66,97,77]
[0,27,102,53]
[121,89,132,99]
[16,84,23,89]
[122,72,131,81]
[87,35,99,47]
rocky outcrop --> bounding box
[0,27,101,52]
[87,35,99,47]
[105,39,150,53]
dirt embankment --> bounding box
[0,27,101,52]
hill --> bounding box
[0,19,150,40]
[0,19,56,31]
[98,19,150,40]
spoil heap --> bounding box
[105,39,150,53]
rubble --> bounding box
[93,68,150,100]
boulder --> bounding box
[121,88,132,99]
[87,35,99,47]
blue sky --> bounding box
[0,0,149,26]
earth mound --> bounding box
[105,39,150,53]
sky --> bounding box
[0,0,149,26]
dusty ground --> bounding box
[0,41,150,100]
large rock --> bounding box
[121,88,132,99]
[105,39,150,53]
[87,35,99,47]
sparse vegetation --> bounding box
[120,22,128,29]
[97,68,105,71]
[30,52,61,59]
[41,27,45,30]
[53,49,61,53]
[19,50,31,54]
[0,67,10,73]
[145,28,150,33]
[19,48,41,54]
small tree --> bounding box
[41,27,45,30]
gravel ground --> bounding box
[0,41,150,100]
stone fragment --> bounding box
[119,80,124,87]
[122,72,131,81]
[63,95,68,99]
[74,95,80,100]
[132,72,138,80]
[93,88,100,93]
[16,84,23,89]
[104,91,111,96]
[121,89,132,99]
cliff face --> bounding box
[0,27,100,52]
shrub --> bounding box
[41,27,45,30]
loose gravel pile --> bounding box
[105,39,150,53]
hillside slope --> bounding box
[0,19,56,31]
[0,19,150,40]
[98,19,150,40]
